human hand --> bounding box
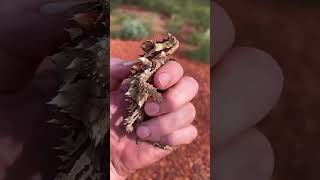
[110,58,199,179]
[212,2,283,180]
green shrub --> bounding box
[187,29,210,64]
[188,28,210,46]
[118,0,179,15]
[118,19,150,40]
[168,14,185,34]
[113,0,210,30]
[114,13,136,25]
[110,0,119,11]
[188,33,204,46]
[184,6,210,30]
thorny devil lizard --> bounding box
[123,33,179,150]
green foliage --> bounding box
[117,0,179,15]
[118,19,150,40]
[168,14,185,34]
[182,5,210,30]
[113,0,210,30]
[188,31,208,46]
[110,0,121,10]
[112,0,211,64]
[186,29,210,64]
[112,11,137,25]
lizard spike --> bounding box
[123,34,178,150]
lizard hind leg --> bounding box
[124,107,144,133]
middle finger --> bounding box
[144,76,199,116]
[137,103,196,141]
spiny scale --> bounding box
[123,33,179,150]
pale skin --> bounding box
[110,58,199,179]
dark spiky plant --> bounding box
[45,0,109,179]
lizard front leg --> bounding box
[137,81,175,151]
[139,81,162,104]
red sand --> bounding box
[111,39,211,179]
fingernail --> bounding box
[137,126,151,139]
[145,102,160,115]
[158,73,170,87]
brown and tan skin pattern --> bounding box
[123,33,179,150]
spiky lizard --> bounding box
[123,33,179,150]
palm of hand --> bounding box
[109,65,171,178]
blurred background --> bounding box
[110,0,210,179]
[110,0,210,64]
[216,0,320,179]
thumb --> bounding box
[110,58,136,91]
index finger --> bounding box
[153,61,184,90]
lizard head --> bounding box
[163,33,179,55]
[140,33,180,56]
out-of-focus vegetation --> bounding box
[111,0,210,64]
[187,29,210,63]
[117,19,151,40]
[168,14,185,34]
[110,10,153,40]
[112,0,210,30]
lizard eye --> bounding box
[141,40,154,52]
